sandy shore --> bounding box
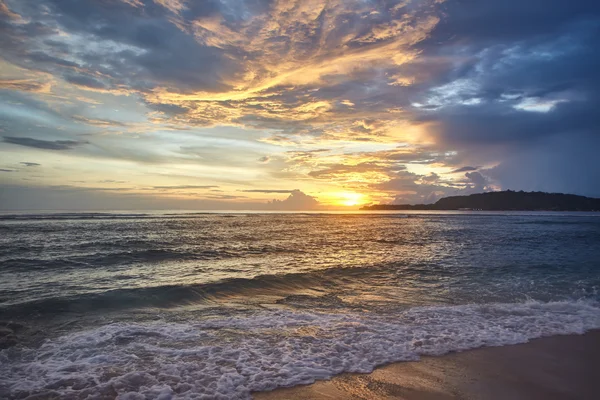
[254,330,600,400]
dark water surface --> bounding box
[1,212,599,399]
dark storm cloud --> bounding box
[482,132,600,197]
[398,0,600,196]
[421,99,600,147]
[412,20,600,146]
[3,136,87,150]
[430,0,600,45]
[420,1,599,107]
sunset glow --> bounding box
[337,192,365,207]
[1,0,599,210]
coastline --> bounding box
[254,330,600,400]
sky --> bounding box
[0,0,599,210]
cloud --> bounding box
[46,185,136,192]
[393,0,600,197]
[205,194,248,200]
[465,171,488,192]
[64,74,106,90]
[258,156,270,163]
[0,169,15,172]
[482,132,600,197]
[0,0,233,95]
[2,136,88,150]
[428,0,600,46]
[0,0,20,19]
[152,185,219,190]
[0,0,444,137]
[241,189,295,194]
[451,166,478,173]
[266,190,320,210]
[20,162,40,167]
[0,183,268,210]
[369,167,495,205]
[72,115,128,127]
[308,161,402,183]
[0,78,50,93]
[287,146,448,192]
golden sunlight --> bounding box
[338,192,365,207]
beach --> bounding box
[256,330,600,400]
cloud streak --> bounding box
[3,137,88,150]
[240,189,295,194]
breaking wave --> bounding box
[1,300,599,399]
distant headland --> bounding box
[361,191,600,211]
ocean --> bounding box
[1,211,599,399]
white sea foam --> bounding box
[1,300,599,399]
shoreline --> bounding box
[254,330,600,400]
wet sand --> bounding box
[254,330,600,400]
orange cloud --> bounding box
[143,0,444,142]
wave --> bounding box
[0,243,304,272]
[0,212,239,221]
[0,261,423,313]
[1,300,599,399]
[0,249,215,272]
[0,212,152,220]
[514,219,600,225]
[3,259,599,314]
[0,267,348,313]
[0,212,420,222]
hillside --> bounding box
[361,191,600,211]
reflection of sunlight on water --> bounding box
[2,213,600,317]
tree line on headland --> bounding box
[361,191,600,211]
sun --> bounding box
[339,192,364,207]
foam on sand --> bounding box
[1,300,599,399]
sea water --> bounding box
[1,212,599,399]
